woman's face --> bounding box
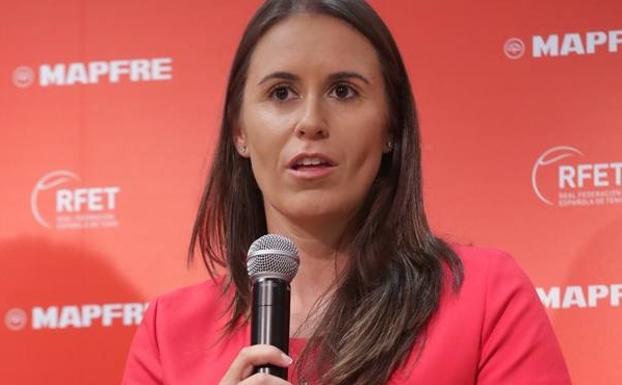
[236,13,390,224]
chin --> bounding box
[280,194,357,223]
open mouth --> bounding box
[290,157,334,170]
[287,153,337,178]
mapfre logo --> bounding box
[31,170,120,229]
[12,57,172,88]
[504,29,622,59]
[531,146,622,207]
[537,284,622,309]
[4,302,147,331]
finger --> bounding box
[221,345,292,383]
[237,346,293,380]
[240,372,292,385]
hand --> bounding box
[219,344,293,385]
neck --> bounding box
[266,208,349,292]
[264,205,351,336]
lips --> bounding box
[287,153,336,170]
[287,152,337,179]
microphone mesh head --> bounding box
[247,234,300,282]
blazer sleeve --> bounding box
[121,298,164,385]
[477,252,572,385]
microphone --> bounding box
[247,234,300,379]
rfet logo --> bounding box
[31,170,120,229]
[12,57,172,88]
[531,146,622,207]
[504,29,622,59]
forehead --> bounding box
[247,13,381,80]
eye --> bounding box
[269,86,296,101]
[329,83,358,100]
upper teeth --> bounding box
[297,157,325,166]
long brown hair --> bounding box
[189,1,464,384]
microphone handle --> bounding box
[251,277,291,379]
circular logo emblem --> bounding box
[12,66,35,88]
[5,308,28,331]
[31,170,80,228]
[531,146,583,205]
[504,38,526,59]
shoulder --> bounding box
[447,244,541,324]
[453,245,571,381]
[451,243,526,274]
[386,245,571,384]
[450,243,533,294]
[124,278,250,383]
[432,243,538,330]
[429,244,571,384]
[144,276,234,345]
[432,243,552,352]
[156,276,228,313]
[122,277,234,384]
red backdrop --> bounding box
[1,1,621,384]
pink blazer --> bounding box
[122,245,572,384]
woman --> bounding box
[122,1,572,384]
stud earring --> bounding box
[384,140,393,153]
[240,146,247,154]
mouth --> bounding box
[287,153,337,179]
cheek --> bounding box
[241,105,299,201]
[244,107,292,148]
[346,144,383,204]
[338,113,386,180]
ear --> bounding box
[233,127,250,158]
[383,133,394,154]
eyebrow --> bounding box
[257,71,370,86]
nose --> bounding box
[294,96,328,140]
